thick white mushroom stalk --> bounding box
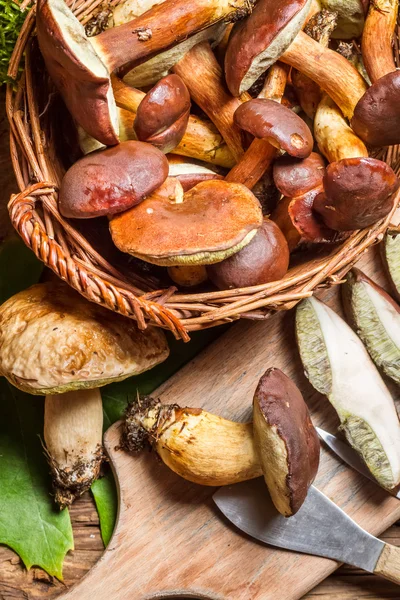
[44,389,104,509]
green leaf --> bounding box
[0,379,74,579]
[91,472,118,547]
[0,237,43,303]
[0,0,27,85]
[95,326,225,544]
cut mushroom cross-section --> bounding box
[36,0,252,145]
[109,178,263,266]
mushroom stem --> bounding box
[90,0,252,75]
[362,0,398,83]
[123,397,262,486]
[225,63,288,189]
[281,31,368,118]
[111,75,235,168]
[44,389,104,509]
[314,93,368,163]
[173,41,248,161]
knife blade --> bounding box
[316,427,400,499]
[213,479,385,572]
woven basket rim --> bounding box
[6,0,400,340]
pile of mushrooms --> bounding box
[36,0,400,291]
[0,283,169,507]
[124,367,320,517]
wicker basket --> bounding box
[6,0,400,341]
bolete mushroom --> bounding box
[319,0,368,38]
[313,158,399,231]
[59,140,169,219]
[0,283,169,506]
[110,177,263,265]
[351,0,400,146]
[207,219,290,290]
[167,156,223,191]
[36,0,251,145]
[234,99,314,159]
[224,0,368,125]
[253,368,320,517]
[133,74,190,153]
[168,265,209,287]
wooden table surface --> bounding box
[0,90,399,599]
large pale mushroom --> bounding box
[36,0,251,145]
[0,283,169,507]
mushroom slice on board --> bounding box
[296,296,400,490]
[253,368,320,517]
[342,268,400,386]
[234,99,314,159]
[134,74,191,153]
[381,229,400,303]
[0,283,169,506]
[123,396,262,486]
[59,141,169,219]
[313,158,399,231]
[36,0,250,145]
[207,219,289,290]
[109,178,263,266]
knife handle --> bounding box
[374,544,400,585]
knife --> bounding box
[213,479,400,584]
[316,427,400,499]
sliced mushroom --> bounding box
[36,0,251,145]
[296,296,400,490]
[381,228,400,303]
[313,158,399,231]
[342,268,400,385]
[134,74,190,153]
[59,141,169,218]
[109,178,263,265]
[207,219,289,289]
[234,99,314,159]
[253,368,320,517]
[0,282,169,505]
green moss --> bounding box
[0,0,27,85]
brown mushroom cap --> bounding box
[167,158,223,191]
[134,74,191,153]
[109,178,263,266]
[207,219,289,289]
[313,157,399,231]
[351,71,400,147]
[253,367,320,517]
[0,283,169,395]
[59,141,169,219]
[234,99,313,158]
[271,186,339,251]
[225,0,312,96]
[273,152,326,197]
[37,0,119,146]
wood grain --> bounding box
[375,544,400,585]
[0,89,399,599]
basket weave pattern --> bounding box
[6,0,400,340]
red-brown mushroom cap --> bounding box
[313,157,399,231]
[225,0,312,96]
[109,178,263,266]
[168,158,223,191]
[273,152,326,197]
[271,186,339,251]
[253,367,320,516]
[234,99,313,158]
[351,71,400,147]
[134,74,191,153]
[207,219,289,289]
[59,141,169,218]
[36,0,119,146]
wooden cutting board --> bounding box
[58,246,400,600]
